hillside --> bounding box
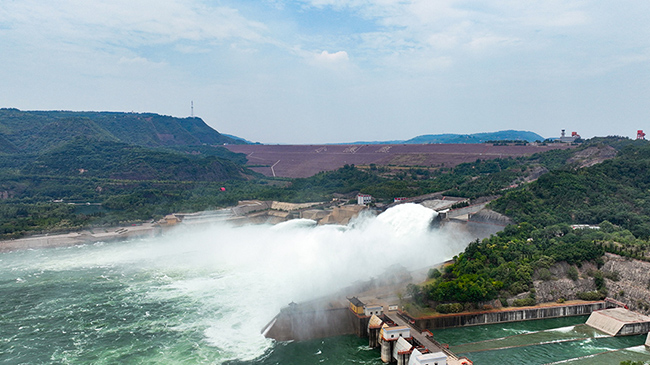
[405,130,545,144]
[491,139,650,237]
[406,137,650,315]
[22,138,248,182]
[351,130,545,144]
[225,143,571,178]
[0,108,243,152]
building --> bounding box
[364,304,384,317]
[558,129,581,143]
[348,297,366,315]
[394,197,408,203]
[158,214,182,226]
[358,194,372,205]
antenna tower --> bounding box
[191,101,194,117]
[638,130,646,140]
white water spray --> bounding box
[2,203,472,363]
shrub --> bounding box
[428,268,442,279]
[577,291,606,301]
[567,266,579,281]
[538,268,553,281]
[513,297,536,307]
[436,303,464,314]
[603,270,620,281]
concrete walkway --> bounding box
[385,312,466,365]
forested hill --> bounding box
[351,130,545,144]
[406,138,650,312]
[491,138,650,237]
[404,130,545,144]
[0,108,243,152]
[21,138,249,182]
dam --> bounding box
[263,298,649,364]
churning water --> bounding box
[0,204,468,364]
[434,314,650,364]
[3,203,649,364]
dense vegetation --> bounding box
[0,108,241,151]
[0,132,628,239]
[492,142,650,238]
[405,138,650,312]
[408,222,609,308]
[0,148,533,238]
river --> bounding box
[1,204,649,364]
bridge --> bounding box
[383,311,471,365]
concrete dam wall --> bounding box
[415,302,608,330]
[264,306,365,341]
[264,302,611,342]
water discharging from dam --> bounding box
[0,204,471,364]
[4,203,650,364]
[433,316,650,364]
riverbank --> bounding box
[0,200,365,253]
[0,223,159,252]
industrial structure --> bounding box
[559,129,581,143]
[357,194,373,205]
[347,297,472,365]
[638,130,646,140]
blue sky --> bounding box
[1,0,648,144]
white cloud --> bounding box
[117,56,165,67]
[0,0,268,50]
[315,50,349,63]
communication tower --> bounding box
[638,130,646,140]
[191,101,194,117]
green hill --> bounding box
[23,137,249,182]
[0,134,18,153]
[0,108,243,152]
[405,130,544,144]
[406,137,650,309]
[491,138,650,237]
[351,130,546,144]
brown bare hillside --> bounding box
[225,143,574,178]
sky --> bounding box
[1,1,649,144]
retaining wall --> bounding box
[415,302,609,330]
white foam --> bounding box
[1,203,472,362]
[548,325,576,333]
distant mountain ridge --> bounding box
[350,130,545,145]
[0,108,252,183]
[0,108,242,152]
[24,137,250,181]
